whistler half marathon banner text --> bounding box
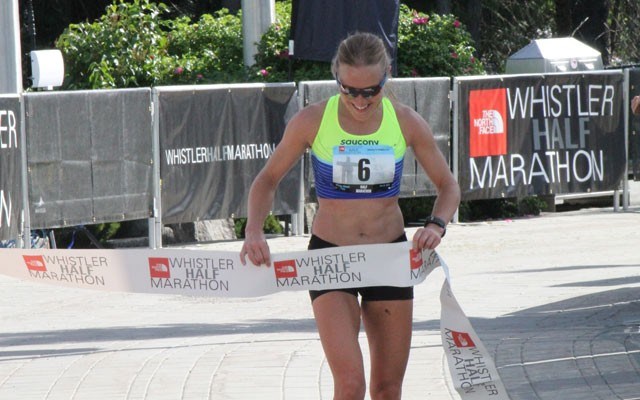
[1,242,508,399]
[157,84,299,223]
[458,72,625,200]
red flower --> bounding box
[451,52,458,59]
[412,16,428,25]
[453,20,461,28]
[173,67,184,75]
[260,69,269,77]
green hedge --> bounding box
[56,0,485,89]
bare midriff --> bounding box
[311,197,405,246]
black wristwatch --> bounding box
[424,216,447,238]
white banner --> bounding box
[439,263,510,399]
[0,243,509,399]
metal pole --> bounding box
[451,78,460,223]
[296,85,306,235]
[20,95,31,248]
[0,0,23,93]
[150,89,163,248]
[623,69,630,210]
[241,0,275,67]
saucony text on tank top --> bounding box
[311,95,406,199]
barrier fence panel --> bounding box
[156,83,299,224]
[413,77,451,197]
[629,68,640,180]
[299,77,451,199]
[392,78,421,197]
[0,95,22,240]
[455,71,626,201]
[24,89,154,228]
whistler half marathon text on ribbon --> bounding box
[0,243,509,399]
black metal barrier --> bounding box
[455,71,626,200]
[0,95,22,241]
[155,83,299,224]
[24,89,154,228]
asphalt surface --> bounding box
[0,183,639,399]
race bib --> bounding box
[332,145,395,193]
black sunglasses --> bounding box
[336,73,387,99]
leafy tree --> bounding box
[607,0,640,65]
[473,0,555,73]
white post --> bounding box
[1,1,27,247]
[241,0,275,67]
[0,0,23,94]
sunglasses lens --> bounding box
[337,73,386,99]
[361,88,379,98]
[341,86,380,99]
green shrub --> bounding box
[56,0,172,89]
[235,214,284,238]
[458,198,518,221]
[250,1,485,82]
[456,196,547,222]
[398,197,436,225]
[164,10,246,84]
[517,196,548,216]
[396,6,484,78]
[56,0,247,89]
[54,223,121,248]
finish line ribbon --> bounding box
[0,243,509,399]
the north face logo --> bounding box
[409,249,423,270]
[148,257,170,278]
[274,260,297,279]
[451,331,476,348]
[469,88,508,157]
[23,255,47,272]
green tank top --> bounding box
[310,95,406,199]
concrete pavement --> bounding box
[1,185,639,399]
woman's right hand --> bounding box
[240,230,272,267]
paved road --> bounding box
[1,185,639,399]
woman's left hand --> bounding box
[412,226,444,250]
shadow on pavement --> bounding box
[1,284,638,399]
[468,286,640,400]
